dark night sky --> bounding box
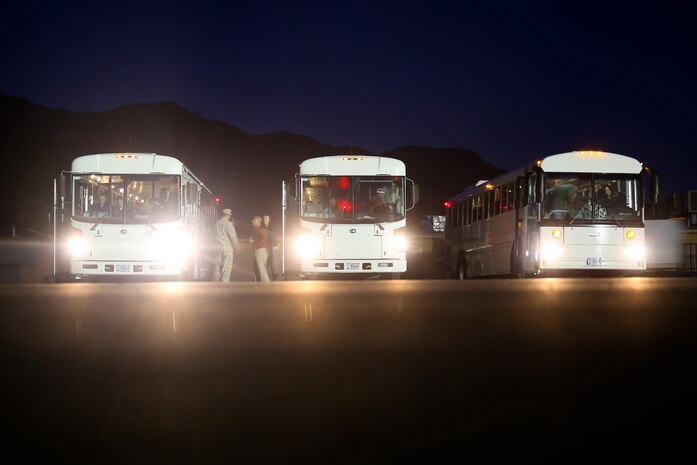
[2,1,696,194]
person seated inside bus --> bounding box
[92,193,110,218]
[574,184,614,220]
[367,187,391,215]
[134,198,154,219]
[597,184,622,207]
[594,184,620,220]
[545,179,577,219]
[303,198,322,217]
[303,186,331,218]
[152,187,174,212]
[111,197,125,217]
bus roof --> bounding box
[70,153,184,175]
[299,155,406,176]
[448,150,644,203]
[540,151,643,174]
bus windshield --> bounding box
[73,174,180,224]
[543,173,642,223]
[301,176,405,223]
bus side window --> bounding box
[500,186,507,214]
[476,194,484,222]
[494,187,501,216]
[516,176,527,209]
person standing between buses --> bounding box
[250,216,270,282]
[262,214,278,280]
[214,208,240,282]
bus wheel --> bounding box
[510,241,524,279]
[456,253,467,280]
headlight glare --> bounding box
[67,237,87,257]
[294,235,321,258]
[391,236,407,253]
[624,245,644,259]
[154,230,193,259]
[541,243,563,259]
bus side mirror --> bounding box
[534,174,543,204]
[286,181,296,202]
[283,179,298,213]
[650,171,659,205]
[407,179,419,210]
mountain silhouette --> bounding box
[0,93,504,237]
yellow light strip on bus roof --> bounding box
[577,150,604,157]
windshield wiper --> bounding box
[567,208,585,226]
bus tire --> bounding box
[510,240,524,279]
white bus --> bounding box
[53,153,219,281]
[444,150,659,278]
[282,155,418,279]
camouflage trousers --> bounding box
[216,247,234,282]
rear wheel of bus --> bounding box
[510,240,524,279]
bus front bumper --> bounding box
[300,259,407,274]
[70,260,184,277]
[539,248,646,271]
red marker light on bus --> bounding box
[444,201,452,208]
[337,200,352,211]
[215,197,221,204]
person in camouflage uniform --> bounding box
[214,208,239,282]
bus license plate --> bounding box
[586,258,602,266]
[116,264,131,272]
[347,262,360,271]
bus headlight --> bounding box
[390,236,407,253]
[541,243,563,259]
[295,235,321,258]
[67,237,87,257]
[624,245,645,259]
[154,231,193,259]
